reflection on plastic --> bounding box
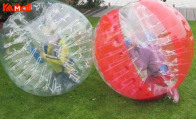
[94,0,194,103]
[0,0,93,96]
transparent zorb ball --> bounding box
[0,0,93,96]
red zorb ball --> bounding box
[94,0,194,103]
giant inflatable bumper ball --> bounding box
[94,0,194,102]
[0,0,93,96]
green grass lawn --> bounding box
[0,18,196,119]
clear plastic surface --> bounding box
[0,0,93,96]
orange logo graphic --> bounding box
[3,3,31,12]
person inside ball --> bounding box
[125,32,179,102]
[29,27,80,93]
